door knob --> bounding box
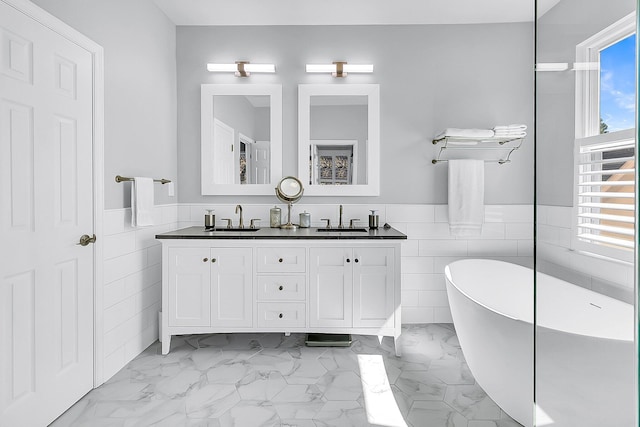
[77,234,96,246]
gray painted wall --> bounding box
[177,24,535,205]
[536,0,636,206]
[32,0,178,209]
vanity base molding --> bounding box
[158,237,403,356]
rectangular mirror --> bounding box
[298,84,380,196]
[201,84,282,195]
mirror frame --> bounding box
[201,84,283,195]
[298,84,380,196]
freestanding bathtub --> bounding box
[445,259,634,427]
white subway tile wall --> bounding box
[536,205,634,304]
[176,203,534,324]
[102,204,178,380]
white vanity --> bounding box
[156,226,406,356]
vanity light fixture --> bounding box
[305,61,374,77]
[207,61,276,77]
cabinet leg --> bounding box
[284,332,291,337]
[161,334,171,355]
[394,333,402,357]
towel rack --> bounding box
[115,175,171,184]
[431,135,524,165]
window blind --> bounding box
[577,137,635,252]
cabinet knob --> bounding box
[211,258,216,263]
[346,258,351,263]
[355,259,359,263]
[278,285,284,291]
[279,313,283,318]
[203,257,208,262]
[278,258,283,263]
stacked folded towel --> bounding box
[493,124,527,139]
[435,128,495,140]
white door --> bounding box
[0,2,95,426]
[309,248,353,328]
[211,248,252,327]
[212,118,235,184]
[250,140,270,184]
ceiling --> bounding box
[153,0,561,26]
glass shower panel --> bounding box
[535,1,637,426]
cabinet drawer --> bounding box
[257,275,306,301]
[256,247,306,273]
[257,303,306,328]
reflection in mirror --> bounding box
[310,95,367,185]
[213,95,270,184]
[201,84,282,195]
[298,84,380,196]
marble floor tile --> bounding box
[407,401,468,427]
[427,358,475,385]
[51,325,522,427]
[395,371,448,401]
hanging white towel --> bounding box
[448,159,484,237]
[131,177,154,227]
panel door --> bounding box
[212,118,235,184]
[353,247,395,328]
[0,2,95,426]
[250,140,270,184]
[309,247,353,327]
[167,248,211,327]
[211,248,252,327]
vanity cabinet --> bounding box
[309,247,395,329]
[166,247,252,328]
[157,226,406,356]
[309,247,353,328]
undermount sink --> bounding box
[207,227,259,232]
[317,228,368,232]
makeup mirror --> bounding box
[275,176,304,229]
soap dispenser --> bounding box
[205,209,215,230]
[368,210,379,229]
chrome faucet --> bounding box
[235,204,244,229]
[338,204,344,229]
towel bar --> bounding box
[431,135,524,165]
[115,175,171,184]
[432,158,511,165]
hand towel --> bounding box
[448,159,484,237]
[131,177,154,227]
[435,128,495,140]
[493,131,527,138]
[493,124,527,132]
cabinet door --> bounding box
[309,248,353,327]
[211,248,253,327]
[353,247,395,328]
[167,248,211,327]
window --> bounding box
[574,13,636,262]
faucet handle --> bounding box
[320,218,331,229]
[221,218,233,229]
[349,219,361,229]
[250,218,261,229]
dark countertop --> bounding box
[156,226,407,240]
